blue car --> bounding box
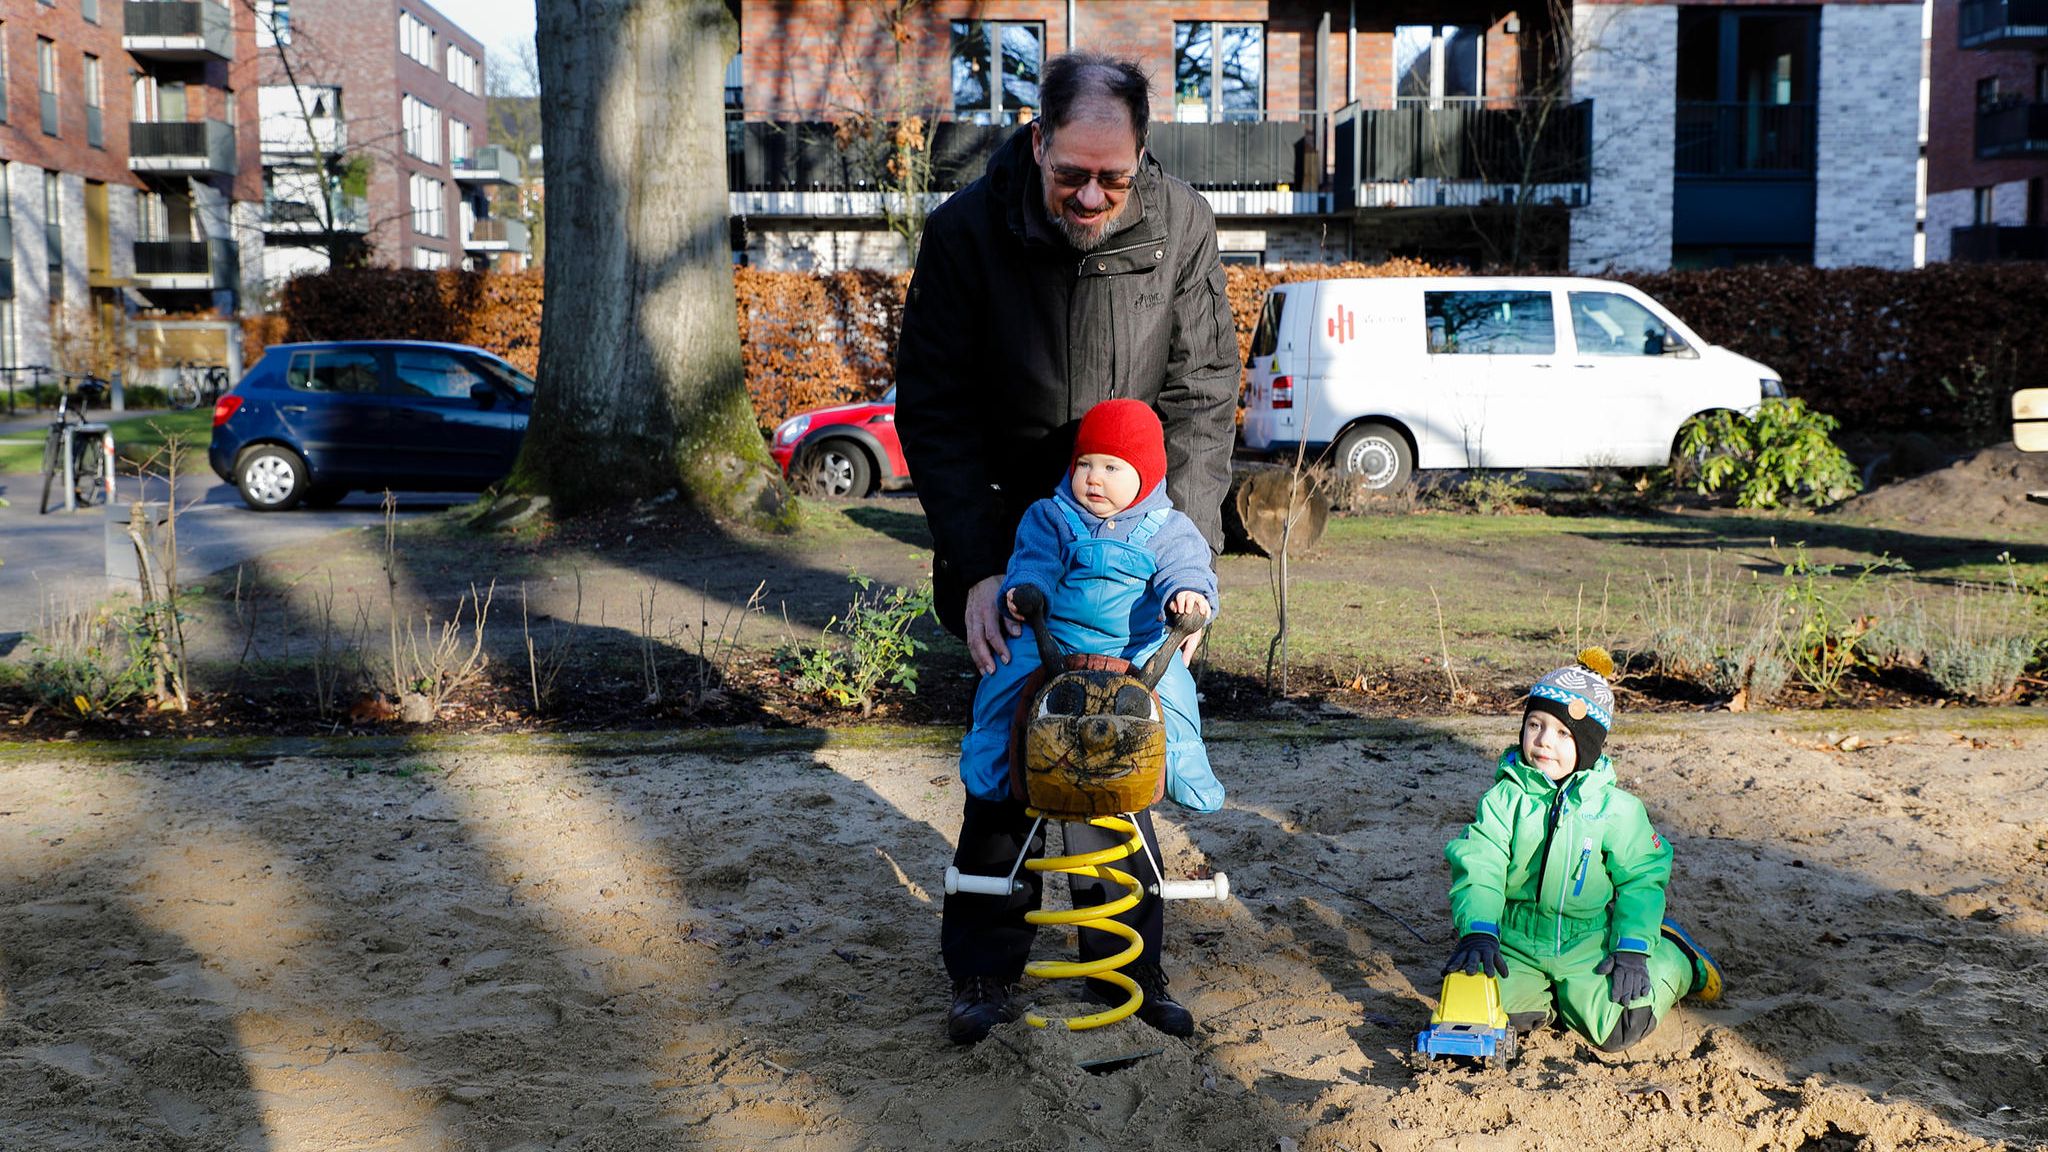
[209,341,535,511]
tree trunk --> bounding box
[513,0,791,527]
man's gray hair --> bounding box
[1039,52,1151,151]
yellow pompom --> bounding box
[1576,647,1616,680]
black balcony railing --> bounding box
[1959,0,2048,47]
[1329,100,1592,209]
[1978,100,2048,158]
[130,119,237,171]
[134,239,234,282]
[1675,102,1816,176]
[1952,224,2048,261]
[123,0,207,36]
[725,114,1317,195]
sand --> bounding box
[0,711,2043,1150]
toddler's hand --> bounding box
[1443,932,1509,979]
[1167,590,1212,622]
[1003,588,1020,622]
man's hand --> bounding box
[1595,951,1651,1005]
[965,575,1020,676]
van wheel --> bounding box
[1336,423,1413,491]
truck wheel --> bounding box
[1336,423,1413,491]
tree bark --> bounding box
[513,0,791,526]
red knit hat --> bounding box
[1071,399,1167,502]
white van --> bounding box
[1239,277,1784,489]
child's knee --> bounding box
[1593,1005,1657,1053]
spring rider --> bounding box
[944,585,1232,1031]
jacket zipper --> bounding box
[1075,237,1159,275]
[1074,238,1159,402]
[1532,782,1571,954]
[1572,838,1593,897]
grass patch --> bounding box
[0,410,213,474]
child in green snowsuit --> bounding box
[1442,649,1723,1053]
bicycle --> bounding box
[40,378,114,514]
[167,361,232,411]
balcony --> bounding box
[1978,99,2048,159]
[123,1,235,62]
[1675,102,1816,176]
[1330,100,1593,211]
[1952,224,2048,261]
[133,238,238,291]
[1960,0,2048,49]
[263,194,368,235]
[261,116,346,163]
[130,119,238,177]
[453,145,522,185]
[725,111,1329,218]
[463,217,531,253]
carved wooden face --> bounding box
[1019,664,1167,818]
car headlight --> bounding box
[1761,378,1785,399]
[775,414,810,446]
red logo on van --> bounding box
[1327,306,1355,344]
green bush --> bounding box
[1677,399,1861,509]
[783,573,934,715]
[1776,546,1904,698]
[27,606,151,717]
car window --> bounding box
[392,350,491,400]
[1569,292,1669,357]
[468,355,536,398]
[286,350,383,394]
[1249,289,1287,361]
[1424,290,1556,356]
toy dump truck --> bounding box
[1414,971,1517,1069]
[2014,389,2048,505]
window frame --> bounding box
[1172,20,1266,123]
[948,19,1045,123]
[1393,24,1485,109]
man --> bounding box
[894,51,1240,1045]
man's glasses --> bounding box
[1048,164,1136,192]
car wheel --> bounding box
[303,483,350,509]
[1335,422,1414,492]
[237,445,309,511]
[804,439,873,498]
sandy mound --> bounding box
[1839,442,2048,531]
[0,713,2043,1150]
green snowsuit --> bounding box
[1445,747,1694,1050]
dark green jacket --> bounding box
[1447,748,1673,956]
[895,128,1240,606]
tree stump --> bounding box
[1223,467,1329,556]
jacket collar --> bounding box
[988,125,1164,253]
[1494,746,1615,799]
[1050,475,1175,526]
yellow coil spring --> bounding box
[1021,812,1146,1031]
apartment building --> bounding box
[726,0,1922,273]
[1925,0,2048,261]
[0,0,260,373]
[255,0,526,283]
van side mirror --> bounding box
[1660,331,1689,356]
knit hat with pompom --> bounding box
[1525,647,1617,771]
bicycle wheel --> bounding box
[204,366,230,403]
[73,434,109,508]
[169,378,202,410]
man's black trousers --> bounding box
[941,793,1166,983]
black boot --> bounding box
[947,975,1018,1045]
[1090,965,1195,1038]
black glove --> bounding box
[1443,932,1509,979]
[1596,951,1651,1004]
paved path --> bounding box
[0,469,463,643]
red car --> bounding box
[769,387,911,497]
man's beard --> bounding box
[1045,193,1130,252]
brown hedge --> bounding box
[269,262,2048,442]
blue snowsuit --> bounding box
[958,480,1223,812]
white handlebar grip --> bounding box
[1158,872,1230,902]
[945,866,1020,896]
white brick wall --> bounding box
[1814,4,1922,268]
[12,163,52,370]
[747,228,913,272]
[1568,3,1676,272]
[1924,187,1971,262]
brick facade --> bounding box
[1814,3,1921,267]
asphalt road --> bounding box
[0,469,464,645]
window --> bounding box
[950,21,1043,122]
[414,246,448,269]
[1974,186,1996,225]
[393,349,486,399]
[44,169,63,304]
[286,350,383,394]
[448,118,471,165]
[724,52,742,110]
[83,0,99,23]
[446,46,479,94]
[402,95,441,162]
[1394,25,1483,107]
[1568,292,1670,357]
[0,301,15,372]
[1248,288,1288,360]
[399,11,437,69]
[409,172,445,236]
[1424,290,1555,356]
[1173,22,1264,123]
[83,54,102,148]
[470,354,535,397]
[256,0,291,46]
[1977,77,2003,111]
[37,36,57,136]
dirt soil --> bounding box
[1838,442,2048,532]
[2,710,2043,1151]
